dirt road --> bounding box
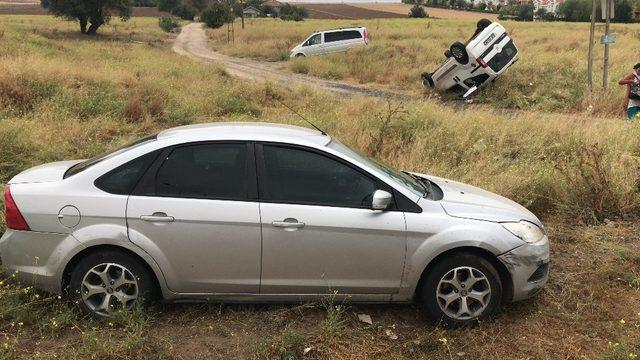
[172,23,411,100]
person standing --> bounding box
[618,63,640,120]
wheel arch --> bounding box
[61,244,164,299]
[414,246,513,303]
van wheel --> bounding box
[421,72,434,87]
[295,53,305,58]
[67,250,158,318]
[420,253,502,328]
[477,19,492,31]
[450,42,469,65]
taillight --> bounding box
[4,185,30,231]
[363,29,368,44]
[476,57,488,68]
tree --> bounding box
[556,0,592,21]
[614,0,633,22]
[517,1,534,20]
[409,4,428,17]
[279,4,307,21]
[201,1,234,28]
[157,0,179,12]
[41,0,131,34]
[171,2,196,19]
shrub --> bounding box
[158,16,180,32]
[279,4,307,21]
[201,2,234,29]
[409,4,428,18]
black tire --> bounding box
[420,252,502,328]
[295,53,305,58]
[421,72,434,87]
[67,250,158,318]
[476,18,492,31]
[449,42,469,65]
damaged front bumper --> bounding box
[499,236,550,302]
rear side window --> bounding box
[154,143,249,200]
[94,150,160,195]
[260,145,377,208]
[324,30,362,43]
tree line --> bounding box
[41,0,309,34]
[402,0,639,22]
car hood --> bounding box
[413,173,542,226]
[9,160,82,184]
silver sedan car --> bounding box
[1,122,549,326]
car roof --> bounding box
[157,122,331,147]
[320,27,364,33]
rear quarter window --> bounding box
[94,150,160,195]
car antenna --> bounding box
[275,97,327,136]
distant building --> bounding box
[262,0,284,16]
[533,0,562,13]
[243,5,261,18]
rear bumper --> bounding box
[0,229,82,294]
[499,235,550,302]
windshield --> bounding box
[327,139,426,197]
[63,134,157,179]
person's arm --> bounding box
[619,73,636,85]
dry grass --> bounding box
[0,15,640,359]
[208,18,640,117]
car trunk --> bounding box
[8,160,82,184]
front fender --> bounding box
[397,215,522,300]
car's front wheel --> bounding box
[67,250,158,318]
[420,253,502,327]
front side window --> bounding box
[305,33,322,46]
[261,145,377,208]
[155,143,249,200]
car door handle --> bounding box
[272,219,305,229]
[140,212,175,223]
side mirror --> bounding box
[372,190,393,210]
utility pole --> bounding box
[602,0,612,90]
[241,0,245,29]
[587,0,596,94]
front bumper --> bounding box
[498,235,550,302]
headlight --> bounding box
[501,221,545,243]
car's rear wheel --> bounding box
[295,53,305,58]
[449,42,469,65]
[67,250,158,318]
[420,253,502,328]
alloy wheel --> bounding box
[81,263,139,316]
[436,266,491,320]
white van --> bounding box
[290,27,369,58]
[422,20,518,97]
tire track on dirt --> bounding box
[172,23,413,100]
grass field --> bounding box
[1,15,640,359]
[208,18,639,117]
